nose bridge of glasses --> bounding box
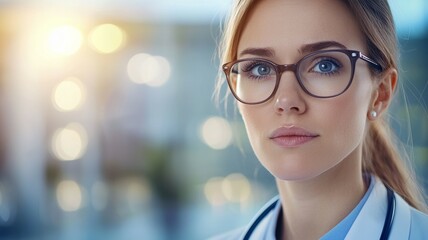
[277,63,298,78]
[274,63,302,96]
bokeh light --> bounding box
[47,25,83,56]
[200,116,233,150]
[203,177,226,206]
[114,177,152,216]
[89,23,125,54]
[204,173,252,206]
[127,53,171,87]
[52,77,85,112]
[125,178,151,209]
[222,173,251,203]
[51,123,88,161]
[56,180,83,212]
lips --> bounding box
[269,126,319,147]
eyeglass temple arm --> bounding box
[359,52,383,72]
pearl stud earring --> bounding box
[370,110,377,118]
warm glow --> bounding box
[89,23,125,54]
[52,77,85,111]
[222,173,251,203]
[47,25,83,56]
[200,116,233,149]
[56,180,83,212]
[204,177,226,206]
[204,174,252,206]
[125,178,151,206]
[52,123,88,161]
[114,177,152,214]
[127,53,171,87]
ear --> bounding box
[368,68,398,120]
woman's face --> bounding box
[237,0,376,181]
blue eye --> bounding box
[313,60,339,73]
[312,59,341,74]
[250,63,272,76]
[239,61,275,80]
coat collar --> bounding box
[241,195,280,240]
[241,176,412,240]
[345,176,411,239]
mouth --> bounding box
[269,126,319,148]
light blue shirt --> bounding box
[321,176,375,239]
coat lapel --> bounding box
[388,193,411,239]
[241,196,281,240]
[345,177,411,239]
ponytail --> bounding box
[362,120,427,211]
[346,0,427,211]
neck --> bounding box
[275,156,367,240]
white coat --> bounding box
[211,177,428,239]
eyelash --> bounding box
[241,61,274,80]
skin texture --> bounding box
[236,0,397,239]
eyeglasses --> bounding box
[222,49,382,105]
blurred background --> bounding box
[0,0,426,239]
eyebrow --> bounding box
[238,41,347,58]
[299,41,347,54]
[238,47,275,58]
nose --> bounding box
[274,72,306,115]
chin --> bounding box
[263,162,323,182]
[271,171,320,182]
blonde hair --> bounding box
[216,0,427,211]
[347,0,427,211]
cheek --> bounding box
[327,98,366,141]
[238,104,267,148]
[239,104,260,136]
[335,71,374,116]
[320,77,374,150]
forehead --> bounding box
[238,0,366,59]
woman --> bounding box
[213,0,428,239]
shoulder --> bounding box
[409,208,428,239]
[207,227,244,240]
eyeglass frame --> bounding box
[222,49,383,105]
